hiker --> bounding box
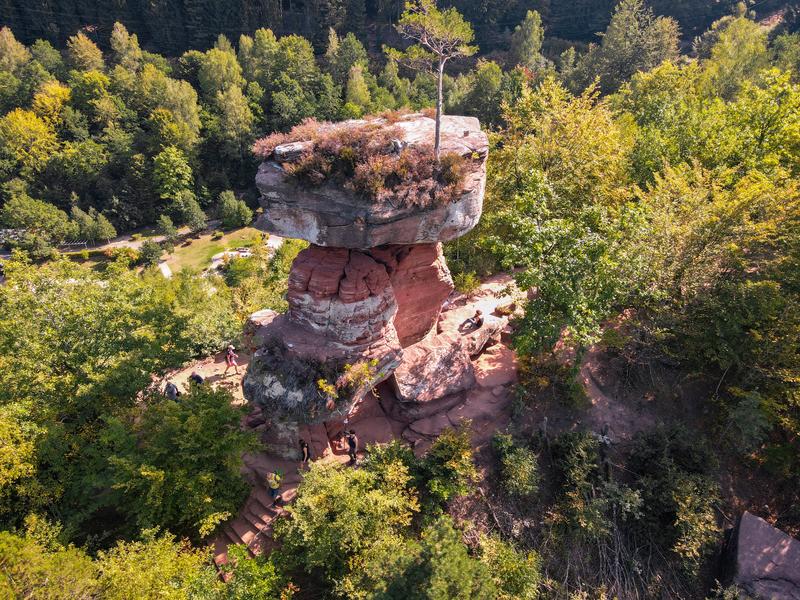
[464,309,484,330]
[189,371,204,386]
[164,381,181,400]
[266,471,282,503]
[299,439,310,465]
[344,430,358,465]
[223,344,239,377]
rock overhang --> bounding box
[254,113,489,248]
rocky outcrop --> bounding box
[255,114,488,248]
[245,114,489,442]
[727,512,800,599]
[392,332,475,404]
[287,245,398,347]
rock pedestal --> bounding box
[243,113,489,457]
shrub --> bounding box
[492,433,540,498]
[479,533,542,600]
[453,270,480,294]
[211,230,224,240]
[421,424,477,508]
[254,118,470,208]
[130,233,143,241]
[104,246,139,263]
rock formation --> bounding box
[244,113,489,458]
[725,511,800,599]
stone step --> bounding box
[229,518,257,547]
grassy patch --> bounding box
[165,227,263,272]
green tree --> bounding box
[509,10,545,70]
[109,22,143,71]
[198,47,245,98]
[218,190,253,228]
[156,213,178,251]
[276,459,419,587]
[153,145,193,200]
[66,32,105,72]
[176,191,207,234]
[700,16,769,99]
[345,64,372,116]
[105,385,254,540]
[214,86,255,161]
[30,39,64,77]
[220,544,290,600]
[0,531,98,599]
[568,0,680,94]
[389,0,477,161]
[1,194,76,245]
[0,108,58,176]
[96,529,222,599]
[326,30,369,88]
[0,26,30,73]
[138,239,164,266]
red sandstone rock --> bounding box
[287,245,398,346]
[372,243,454,346]
[730,511,800,599]
[391,331,475,404]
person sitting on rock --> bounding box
[299,439,310,465]
[464,309,484,330]
[266,470,282,503]
[189,371,204,386]
[344,430,358,465]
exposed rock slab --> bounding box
[391,331,475,404]
[730,511,800,599]
[255,114,488,248]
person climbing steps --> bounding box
[266,470,282,504]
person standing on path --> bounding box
[223,344,239,377]
[345,430,358,465]
[299,439,310,465]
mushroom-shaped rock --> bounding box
[255,113,488,248]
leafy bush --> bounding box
[420,425,477,508]
[628,426,720,570]
[492,433,540,498]
[479,533,542,600]
[453,270,480,294]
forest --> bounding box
[1,0,800,598]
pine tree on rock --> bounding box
[388,0,477,162]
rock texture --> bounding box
[244,114,489,451]
[728,511,800,599]
[255,114,489,248]
[392,332,475,404]
[372,243,453,346]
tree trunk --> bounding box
[435,58,444,164]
